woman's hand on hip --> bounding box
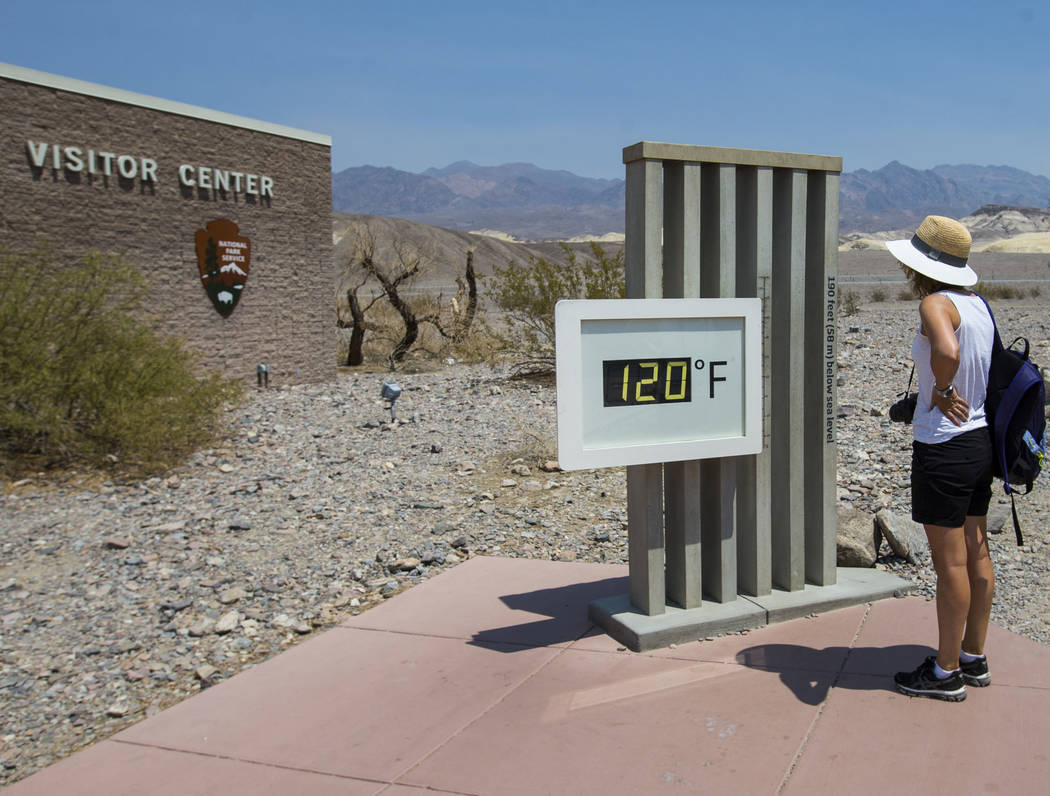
[931,391,971,426]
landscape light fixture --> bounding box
[381,381,402,421]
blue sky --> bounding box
[3,0,1048,179]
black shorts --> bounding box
[911,427,994,527]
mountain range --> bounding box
[331,159,1050,239]
[332,161,622,241]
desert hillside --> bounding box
[334,208,1048,303]
[332,213,623,294]
[840,205,1050,253]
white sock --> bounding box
[933,660,958,679]
[960,650,985,663]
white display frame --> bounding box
[555,298,762,470]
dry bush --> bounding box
[975,282,1020,300]
[337,224,487,369]
[839,289,860,316]
[489,242,625,374]
[870,287,888,303]
[0,246,242,474]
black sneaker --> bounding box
[894,656,967,702]
[960,655,990,687]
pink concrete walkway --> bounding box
[8,557,1050,795]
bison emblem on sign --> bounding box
[195,219,251,318]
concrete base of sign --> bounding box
[588,567,915,652]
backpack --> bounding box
[976,293,1047,545]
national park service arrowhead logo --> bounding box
[195,219,251,318]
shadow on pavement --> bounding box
[468,576,629,650]
[736,643,938,705]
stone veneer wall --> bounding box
[0,73,333,384]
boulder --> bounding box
[987,501,1012,535]
[836,507,876,567]
[874,509,927,564]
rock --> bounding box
[874,509,927,564]
[521,480,544,492]
[188,617,216,637]
[214,611,240,634]
[151,521,186,533]
[450,536,468,549]
[836,507,876,567]
[102,537,130,550]
[218,587,248,604]
[195,664,218,681]
[228,517,252,531]
[105,705,129,718]
[987,502,1012,535]
[389,557,420,572]
[540,460,562,472]
[430,443,443,453]
[411,501,444,510]
[161,597,193,612]
[509,463,531,477]
[218,463,235,473]
[501,479,517,488]
[431,521,457,535]
[271,613,296,630]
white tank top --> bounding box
[910,291,994,444]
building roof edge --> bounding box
[0,62,332,147]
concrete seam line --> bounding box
[774,602,873,795]
[110,739,390,786]
[389,639,577,785]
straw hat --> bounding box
[886,215,978,286]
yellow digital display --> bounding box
[602,357,692,406]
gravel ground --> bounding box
[1,302,1048,785]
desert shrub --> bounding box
[975,282,1020,300]
[0,247,242,473]
[1031,286,1041,298]
[446,314,502,364]
[897,287,915,301]
[870,287,887,303]
[839,289,860,316]
[489,242,625,373]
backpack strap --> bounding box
[1011,493,1024,546]
[976,292,1026,546]
[976,291,1011,485]
[974,292,1005,354]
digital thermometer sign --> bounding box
[555,298,762,470]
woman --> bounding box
[887,215,996,702]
